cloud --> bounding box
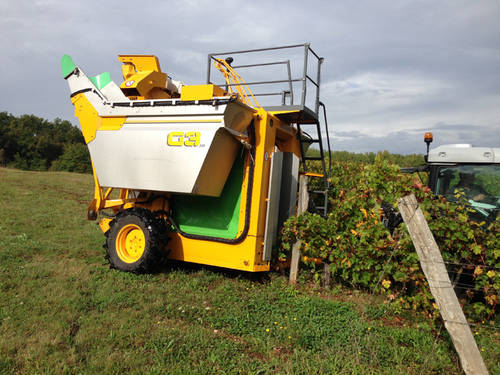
[324,72,452,123]
[1,0,499,153]
[330,122,500,154]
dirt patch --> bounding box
[213,329,244,344]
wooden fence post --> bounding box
[398,194,488,375]
[289,175,308,284]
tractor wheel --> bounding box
[105,208,168,273]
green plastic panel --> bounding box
[61,54,76,78]
[89,72,112,90]
[173,152,244,239]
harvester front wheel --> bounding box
[105,208,168,273]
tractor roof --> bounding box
[428,144,500,164]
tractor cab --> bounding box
[403,133,500,222]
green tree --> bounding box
[51,143,91,173]
[0,112,89,172]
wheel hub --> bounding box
[116,224,146,263]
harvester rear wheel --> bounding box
[105,208,168,273]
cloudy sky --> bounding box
[1,0,499,154]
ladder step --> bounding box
[304,172,324,178]
[309,190,327,194]
[304,156,323,161]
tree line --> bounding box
[307,149,424,167]
[0,112,91,173]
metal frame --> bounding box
[231,61,293,105]
[207,43,331,218]
[207,43,323,117]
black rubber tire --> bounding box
[104,208,168,273]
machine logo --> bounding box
[167,131,201,147]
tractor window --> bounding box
[436,164,500,221]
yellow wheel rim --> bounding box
[115,224,146,263]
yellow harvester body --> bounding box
[62,45,326,273]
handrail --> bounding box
[231,61,289,69]
[213,78,303,87]
[319,101,332,179]
[207,43,322,115]
[208,43,309,57]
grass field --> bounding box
[0,168,498,374]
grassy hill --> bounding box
[0,168,498,374]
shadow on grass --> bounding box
[158,259,273,284]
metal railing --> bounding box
[207,43,323,116]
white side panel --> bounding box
[66,68,94,94]
[263,151,284,261]
[88,122,221,193]
[100,81,129,102]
